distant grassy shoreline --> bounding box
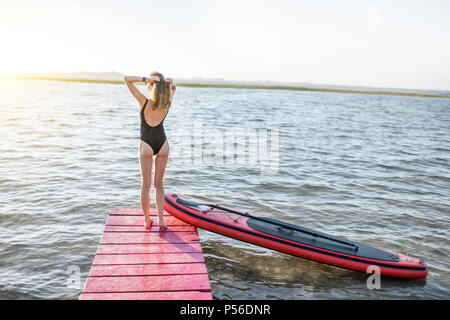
[3,76,449,99]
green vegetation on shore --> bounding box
[176,82,449,98]
[3,76,449,99]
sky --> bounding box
[0,0,449,90]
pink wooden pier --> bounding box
[79,208,212,300]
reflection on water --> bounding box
[202,237,430,300]
[0,79,449,299]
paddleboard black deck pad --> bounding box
[164,193,428,279]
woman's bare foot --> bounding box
[144,216,153,229]
[159,217,167,231]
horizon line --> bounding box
[2,74,449,99]
[2,71,450,93]
[2,70,450,93]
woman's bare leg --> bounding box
[139,141,154,229]
[154,140,169,230]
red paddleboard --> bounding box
[164,193,428,279]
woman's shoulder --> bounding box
[140,98,149,110]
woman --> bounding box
[124,71,176,230]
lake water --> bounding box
[0,79,449,299]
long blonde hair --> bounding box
[149,71,172,110]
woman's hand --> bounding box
[146,75,160,84]
[164,77,176,91]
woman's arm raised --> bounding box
[165,77,177,93]
[124,75,160,108]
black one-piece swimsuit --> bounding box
[140,99,168,154]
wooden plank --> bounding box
[110,208,170,216]
[104,225,195,232]
[80,291,213,300]
[96,243,203,255]
[106,215,188,226]
[93,252,205,265]
[80,208,212,300]
[83,274,211,293]
[88,263,208,277]
[100,231,199,244]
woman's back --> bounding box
[141,96,172,127]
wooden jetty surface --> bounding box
[79,208,212,300]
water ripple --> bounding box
[0,79,449,299]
